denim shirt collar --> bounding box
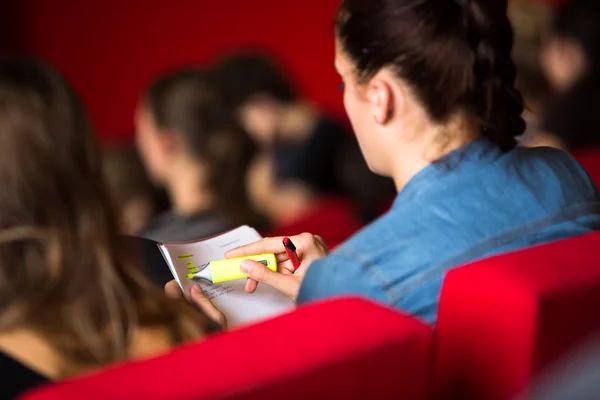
[392,137,503,208]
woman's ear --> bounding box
[366,73,397,125]
[156,129,180,155]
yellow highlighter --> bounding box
[185,253,277,284]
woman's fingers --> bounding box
[276,252,290,263]
[245,278,259,294]
[189,284,227,327]
[225,236,287,258]
[228,233,328,299]
[165,281,227,327]
[227,233,329,262]
[240,260,302,300]
[164,280,183,299]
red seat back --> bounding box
[434,232,600,400]
[23,298,432,400]
[267,197,363,249]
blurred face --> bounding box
[335,43,390,175]
[238,96,279,146]
[134,104,170,183]
[542,37,586,91]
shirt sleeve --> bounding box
[296,251,390,305]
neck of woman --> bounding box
[166,159,216,217]
[391,116,481,192]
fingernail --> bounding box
[192,284,202,292]
[240,260,253,275]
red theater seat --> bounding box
[434,231,600,400]
[22,298,432,400]
[267,197,363,249]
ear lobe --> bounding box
[367,79,393,125]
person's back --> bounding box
[300,141,600,323]
[0,57,219,398]
[141,209,232,243]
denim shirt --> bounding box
[297,139,600,324]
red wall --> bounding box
[16,0,344,141]
[9,0,568,141]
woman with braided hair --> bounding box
[172,0,600,324]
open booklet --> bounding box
[157,225,295,327]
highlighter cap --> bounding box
[283,237,296,251]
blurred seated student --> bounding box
[0,57,222,398]
[247,137,364,249]
[218,0,600,325]
[213,52,396,224]
[135,68,264,242]
[508,0,553,146]
[529,0,600,151]
[102,143,169,235]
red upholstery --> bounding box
[434,231,600,400]
[22,297,432,400]
[268,197,363,249]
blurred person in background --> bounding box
[530,0,600,151]
[508,0,553,145]
[102,143,169,235]
[245,131,364,248]
[0,57,222,398]
[135,68,265,243]
[214,53,395,247]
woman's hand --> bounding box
[225,233,329,300]
[165,281,227,327]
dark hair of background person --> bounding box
[144,69,262,228]
[509,0,552,113]
[213,52,296,111]
[554,0,600,71]
[0,56,217,377]
[335,0,526,152]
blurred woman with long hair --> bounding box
[0,57,221,398]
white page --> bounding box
[159,226,294,327]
